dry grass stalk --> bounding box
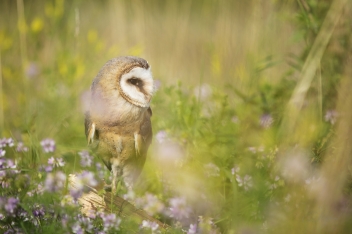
[315,52,352,233]
[280,0,349,137]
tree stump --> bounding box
[68,174,169,230]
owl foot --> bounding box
[104,184,112,192]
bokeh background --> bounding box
[0,0,352,233]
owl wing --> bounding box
[85,111,97,145]
[128,107,152,184]
[134,107,153,157]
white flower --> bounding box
[204,163,220,177]
[236,174,253,191]
[324,110,338,124]
[194,84,212,101]
[231,165,240,175]
[141,220,159,232]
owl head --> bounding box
[91,56,154,109]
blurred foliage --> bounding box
[0,0,352,233]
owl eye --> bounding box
[128,78,143,87]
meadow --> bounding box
[0,0,352,233]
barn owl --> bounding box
[85,56,153,193]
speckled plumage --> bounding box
[85,56,153,192]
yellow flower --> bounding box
[211,53,222,77]
[59,63,68,76]
[31,17,44,33]
[54,0,64,18]
[74,61,85,79]
[129,44,143,56]
[45,0,64,19]
[45,3,54,17]
[0,31,13,50]
[87,30,98,43]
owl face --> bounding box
[90,57,154,116]
[119,66,154,108]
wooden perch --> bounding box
[68,174,169,230]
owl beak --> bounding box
[145,95,151,103]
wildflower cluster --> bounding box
[0,138,20,189]
[135,193,165,216]
[231,165,253,191]
[0,137,125,233]
[69,171,98,200]
[2,136,221,233]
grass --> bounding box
[0,0,352,233]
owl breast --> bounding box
[97,131,136,170]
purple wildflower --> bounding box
[48,157,55,165]
[1,181,9,188]
[40,138,56,153]
[26,183,45,197]
[155,140,185,164]
[32,204,45,218]
[4,197,19,215]
[44,171,66,192]
[45,165,53,172]
[187,224,197,234]
[16,142,28,152]
[78,151,93,167]
[72,223,84,234]
[4,228,23,234]
[69,171,98,200]
[167,197,192,220]
[231,165,240,175]
[0,159,18,176]
[95,162,106,179]
[135,193,164,216]
[204,163,220,177]
[6,138,14,147]
[25,62,40,78]
[260,114,274,128]
[6,159,17,169]
[154,79,161,91]
[1,171,9,188]
[0,158,6,169]
[325,110,338,124]
[85,209,97,219]
[72,215,94,233]
[17,207,29,222]
[141,220,159,232]
[78,171,97,187]
[56,158,65,167]
[0,148,5,157]
[155,130,168,143]
[194,83,212,101]
[100,213,121,231]
[48,157,65,167]
[0,170,6,179]
[0,138,7,148]
[39,164,53,172]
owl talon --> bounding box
[104,184,112,192]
